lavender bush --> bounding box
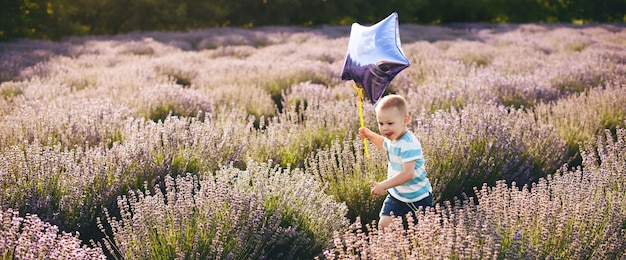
[535,80,626,164]
[99,174,298,259]
[0,97,132,148]
[401,24,625,113]
[414,102,568,201]
[100,160,348,259]
[0,112,249,236]
[1,208,106,259]
[216,159,349,257]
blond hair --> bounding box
[375,94,409,116]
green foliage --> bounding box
[0,0,83,40]
[262,71,336,114]
[274,118,344,169]
[140,84,211,123]
[147,103,175,122]
[0,82,24,100]
[552,73,604,95]
[499,90,535,109]
[2,0,625,40]
[106,130,123,149]
[170,154,201,175]
[247,98,353,169]
[307,137,387,224]
[536,83,626,167]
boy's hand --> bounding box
[360,127,385,153]
[359,127,371,140]
[370,180,387,196]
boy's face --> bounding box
[376,106,409,141]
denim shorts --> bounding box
[380,192,433,218]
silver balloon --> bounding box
[341,12,410,104]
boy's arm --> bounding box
[359,127,385,151]
[371,160,416,196]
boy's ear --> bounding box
[404,115,410,125]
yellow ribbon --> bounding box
[353,83,369,157]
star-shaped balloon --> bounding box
[341,12,410,105]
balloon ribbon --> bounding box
[353,83,369,157]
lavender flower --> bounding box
[0,208,105,259]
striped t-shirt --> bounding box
[383,131,432,203]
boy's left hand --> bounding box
[370,180,387,196]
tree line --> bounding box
[1,0,625,41]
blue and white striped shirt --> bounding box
[383,131,432,203]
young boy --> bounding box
[359,94,433,230]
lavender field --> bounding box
[1,23,626,259]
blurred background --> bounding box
[1,0,625,41]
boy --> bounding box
[359,94,433,230]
